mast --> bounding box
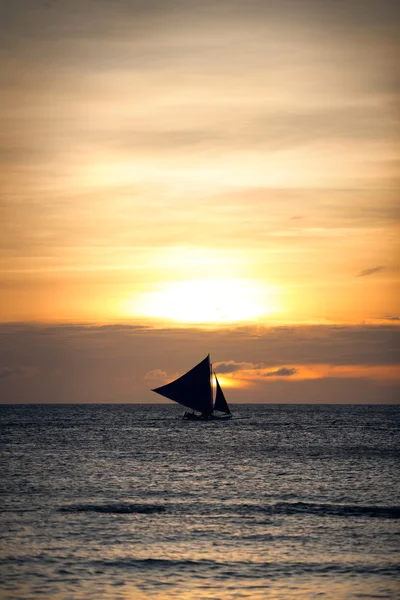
[209,354,214,413]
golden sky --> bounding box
[1,0,399,326]
[0,1,399,403]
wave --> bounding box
[87,557,400,578]
[91,557,213,570]
[0,508,38,513]
[215,501,400,520]
[262,502,400,519]
[2,554,398,578]
[59,502,166,514]
[58,500,400,519]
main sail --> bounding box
[152,355,213,414]
[213,373,231,414]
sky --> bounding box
[0,0,399,403]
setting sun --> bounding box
[122,279,280,324]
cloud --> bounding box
[216,361,297,378]
[0,366,19,379]
[214,361,260,374]
[357,265,385,277]
[382,315,400,321]
[0,365,38,380]
[264,367,297,377]
[144,369,168,381]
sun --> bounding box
[123,278,280,324]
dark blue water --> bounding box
[1,404,399,599]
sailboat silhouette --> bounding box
[152,354,232,420]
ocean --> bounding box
[0,404,399,599]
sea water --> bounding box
[0,404,399,600]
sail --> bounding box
[152,355,213,414]
[214,374,231,414]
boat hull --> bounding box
[183,412,232,421]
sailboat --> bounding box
[151,354,232,420]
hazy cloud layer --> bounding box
[0,323,398,404]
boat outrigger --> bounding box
[151,354,232,420]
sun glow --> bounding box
[123,279,280,324]
[212,375,242,388]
